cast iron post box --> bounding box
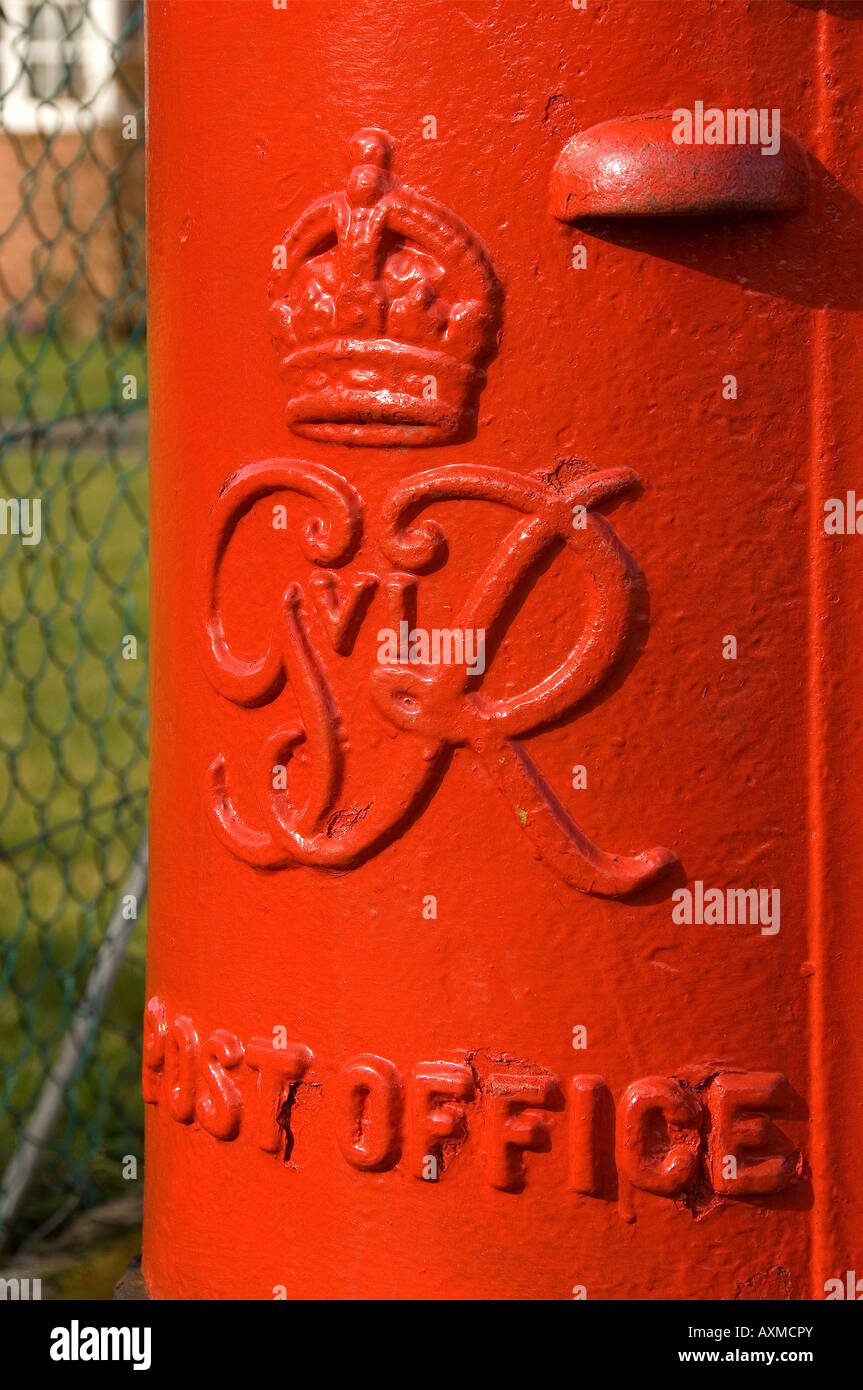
[143,0,863,1300]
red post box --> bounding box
[144,0,863,1299]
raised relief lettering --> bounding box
[616,1076,702,1197]
[195,1028,245,1141]
[202,458,676,897]
[483,1071,559,1191]
[142,1002,803,1205]
[245,1039,313,1154]
[308,570,377,656]
[568,1074,614,1196]
[407,1061,475,1179]
[142,996,167,1104]
[202,127,676,899]
[335,1054,402,1171]
[707,1071,800,1194]
[164,1016,198,1126]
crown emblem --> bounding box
[268,129,502,447]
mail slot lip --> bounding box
[550,112,810,221]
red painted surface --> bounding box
[144,0,863,1300]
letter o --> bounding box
[335,1054,402,1170]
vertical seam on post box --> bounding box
[807,2,830,1304]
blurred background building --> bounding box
[0,0,144,332]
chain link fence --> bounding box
[0,0,147,1252]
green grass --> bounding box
[0,335,147,423]
[0,446,148,844]
[0,333,149,1246]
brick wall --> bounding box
[0,122,145,337]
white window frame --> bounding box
[0,0,123,135]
